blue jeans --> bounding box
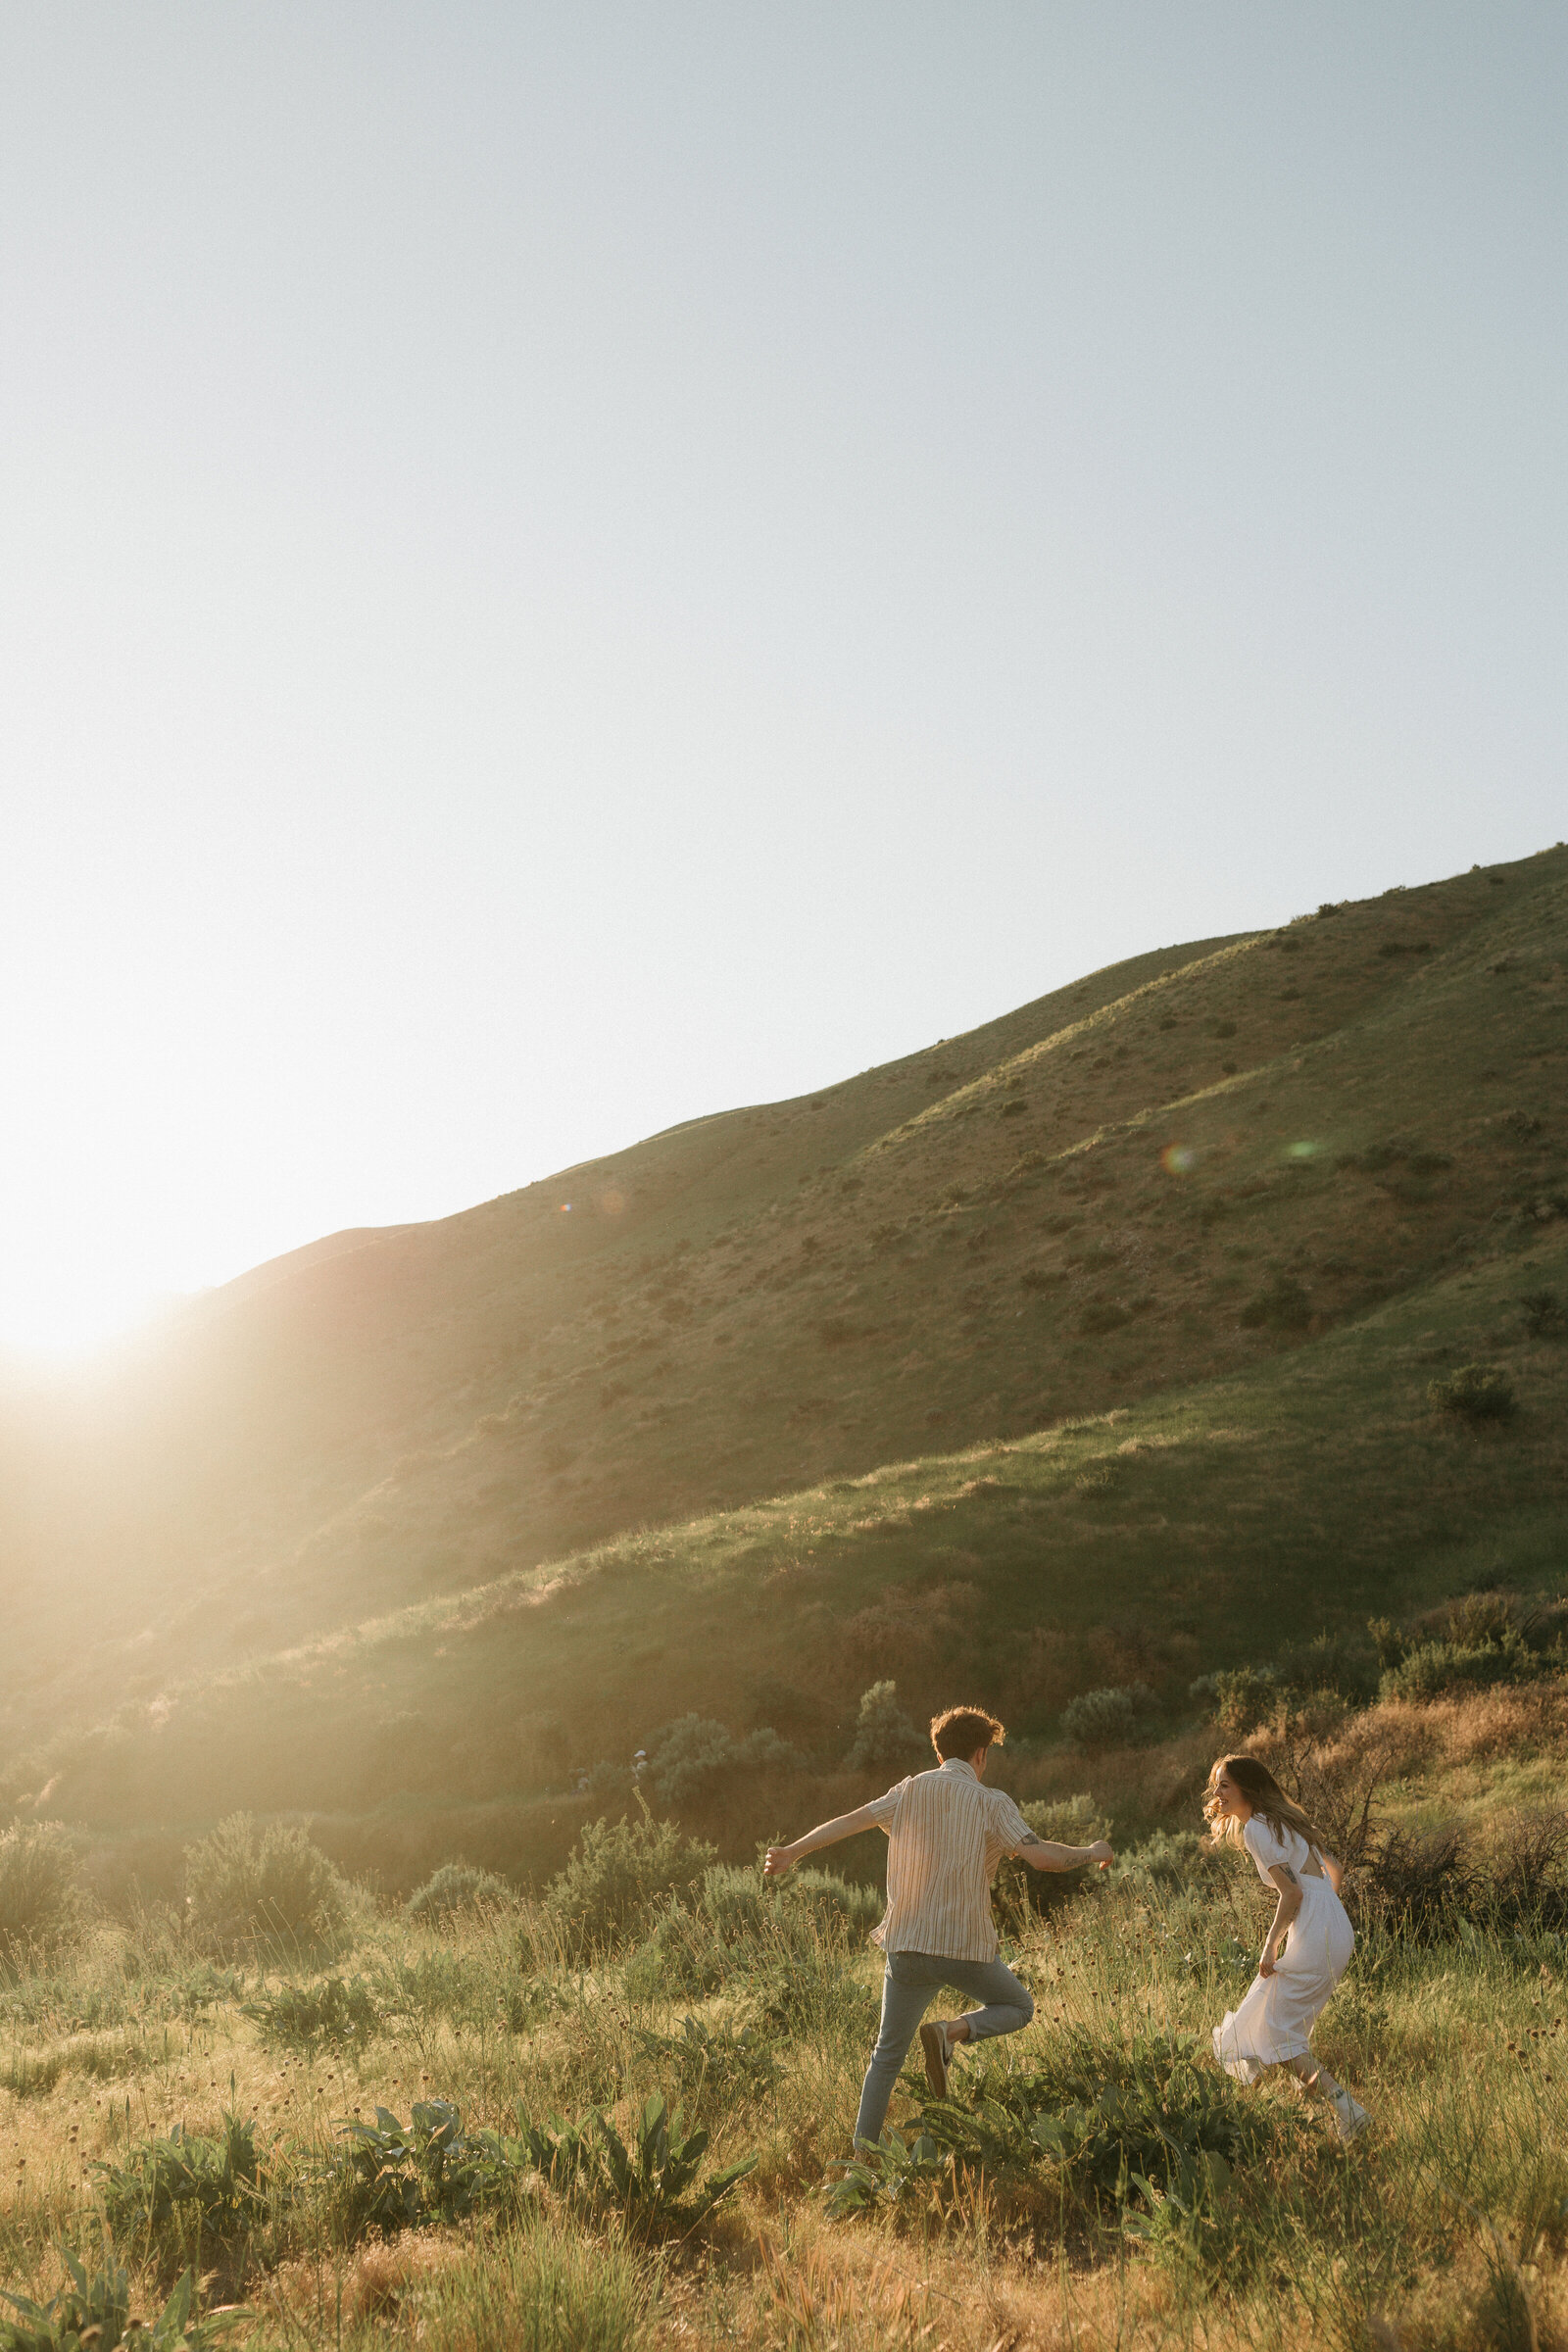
[854,1949,1035,2147]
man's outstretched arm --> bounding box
[764,1799,889,1878]
[1014,1831,1114,1873]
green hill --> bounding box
[3,845,1566,1874]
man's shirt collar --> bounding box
[938,1757,978,1782]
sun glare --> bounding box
[0,1269,192,1365]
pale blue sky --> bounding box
[3,5,1565,1352]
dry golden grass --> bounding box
[9,1849,1568,2351]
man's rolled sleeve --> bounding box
[992,1793,1034,1855]
[865,1781,906,1834]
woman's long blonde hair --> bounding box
[1203,1754,1329,1856]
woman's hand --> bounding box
[1258,1949,1278,1979]
[763,1843,798,1879]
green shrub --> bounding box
[623,1906,730,2002]
[1428,1363,1516,1423]
[1061,1684,1154,1752]
[845,1681,924,1773]
[634,2012,782,2103]
[1190,1665,1279,1733]
[183,1815,351,1956]
[1114,1830,1218,1895]
[644,1716,803,1807]
[369,1949,504,2037]
[407,1863,514,1922]
[1018,1795,1113,1846]
[241,1974,381,2054]
[830,2029,1283,2227]
[997,1796,1114,1920]
[331,2099,530,2235]
[1239,1274,1310,1331]
[1192,1631,1378,1726]
[0,1821,85,1974]
[0,2254,224,2352]
[1520,1288,1564,1339]
[96,2112,270,2260]
[594,2092,758,2235]
[511,2094,756,2238]
[1364,1824,1473,1936]
[541,1809,714,1958]
[1380,1633,1533,1704]
[1271,1629,1379,1704]
[627,1862,882,2000]
[700,1861,880,1941]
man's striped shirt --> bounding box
[865,1757,1034,1962]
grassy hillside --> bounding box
[3,846,1566,1851]
[1,928,1242,1703]
[8,1207,1564,1886]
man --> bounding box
[765,1704,1113,2147]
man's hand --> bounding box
[763,1843,797,1879]
[1088,1838,1114,1872]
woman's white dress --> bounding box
[1213,1817,1354,2082]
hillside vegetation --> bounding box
[3,847,1567,1870]
[9,1662,1568,2352]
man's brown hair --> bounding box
[931,1705,1004,1761]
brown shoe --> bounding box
[919,2022,951,2097]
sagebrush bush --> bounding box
[1427,1363,1516,1422]
[1061,1684,1154,1752]
[243,1974,382,2052]
[0,1820,85,1973]
[541,1807,714,1958]
[1520,1288,1564,1339]
[407,1862,514,1922]
[1363,1824,1472,1936]
[1114,1829,1218,1896]
[1018,1794,1113,1847]
[645,1716,803,1807]
[1193,1631,1378,1730]
[1239,1273,1310,1331]
[845,1681,923,1772]
[182,1813,351,1955]
[1191,1664,1279,1734]
[1272,1629,1380,1705]
[699,1862,881,1941]
[627,1860,884,1999]
[1417,1589,1568,1652]
[996,1795,1114,1921]
[1380,1634,1535,1704]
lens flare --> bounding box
[560,1201,573,1212]
[1160,1143,1198,1175]
[1286,1141,1319,1160]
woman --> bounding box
[1205,1754,1369,2141]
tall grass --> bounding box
[5,1826,1568,2348]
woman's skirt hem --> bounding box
[1212,2019,1313,2079]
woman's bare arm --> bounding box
[763,1800,888,1878]
[1259,1862,1304,1976]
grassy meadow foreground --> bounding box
[8,1659,1568,2349]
